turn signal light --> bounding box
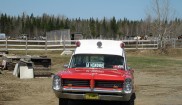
[67,84,73,87]
[113,85,119,89]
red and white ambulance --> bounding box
[52,40,136,105]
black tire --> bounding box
[122,93,136,105]
[59,98,68,105]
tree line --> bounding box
[0,13,182,39]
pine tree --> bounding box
[110,17,118,39]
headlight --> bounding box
[123,78,132,93]
[52,75,62,91]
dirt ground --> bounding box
[0,52,182,105]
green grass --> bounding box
[127,55,182,75]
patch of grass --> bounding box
[127,55,182,72]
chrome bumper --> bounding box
[54,88,132,101]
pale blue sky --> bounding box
[0,0,181,20]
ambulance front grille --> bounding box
[95,80,123,88]
[63,79,90,87]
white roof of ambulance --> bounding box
[74,40,125,56]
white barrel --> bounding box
[20,65,34,79]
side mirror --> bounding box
[128,66,134,72]
[63,64,68,68]
[128,66,132,70]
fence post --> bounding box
[157,39,159,49]
[142,40,143,49]
[45,37,47,55]
[26,37,27,55]
[6,37,8,51]
[173,39,176,48]
[63,38,65,51]
[136,38,138,49]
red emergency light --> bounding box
[120,43,125,48]
[75,41,81,47]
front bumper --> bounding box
[54,88,132,101]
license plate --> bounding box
[85,93,99,100]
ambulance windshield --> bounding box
[69,54,124,69]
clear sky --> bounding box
[0,0,181,20]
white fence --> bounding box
[0,38,181,52]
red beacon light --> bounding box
[120,43,125,48]
[75,41,81,47]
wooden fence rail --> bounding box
[0,38,181,52]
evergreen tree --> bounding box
[110,17,118,39]
[89,18,96,38]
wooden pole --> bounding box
[26,36,27,55]
[136,38,138,50]
[45,37,47,55]
[6,37,8,51]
